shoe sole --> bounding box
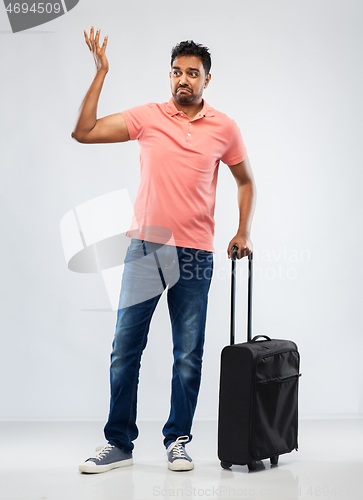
[168,459,194,471]
[79,457,133,474]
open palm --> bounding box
[84,26,109,73]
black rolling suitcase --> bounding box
[218,247,300,471]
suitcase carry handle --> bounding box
[230,245,253,345]
[251,335,271,342]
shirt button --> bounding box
[187,133,191,136]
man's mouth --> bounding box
[177,87,191,93]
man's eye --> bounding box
[173,71,181,76]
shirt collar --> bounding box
[165,98,215,118]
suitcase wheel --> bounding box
[270,455,279,466]
[247,460,256,471]
[220,461,232,469]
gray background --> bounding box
[1,0,362,422]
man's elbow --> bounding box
[238,177,255,191]
[71,131,87,143]
[247,178,257,198]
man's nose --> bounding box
[179,74,188,85]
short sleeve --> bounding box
[220,121,247,166]
[121,103,154,141]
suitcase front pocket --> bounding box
[252,372,300,460]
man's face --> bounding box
[170,55,211,106]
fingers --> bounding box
[234,245,244,259]
[101,34,108,49]
[83,28,92,51]
[228,244,246,260]
[227,242,252,259]
[230,245,239,260]
[96,29,108,52]
[84,26,108,53]
[240,247,250,259]
[94,27,100,48]
[237,245,252,259]
[83,26,95,51]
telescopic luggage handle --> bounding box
[230,246,253,345]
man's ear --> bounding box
[204,73,211,89]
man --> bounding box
[73,27,256,473]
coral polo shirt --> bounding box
[122,98,247,252]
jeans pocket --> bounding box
[128,238,145,253]
[124,239,145,264]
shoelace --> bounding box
[172,443,187,459]
[93,443,114,461]
[170,435,189,459]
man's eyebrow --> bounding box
[172,65,200,72]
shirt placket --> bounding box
[179,112,204,144]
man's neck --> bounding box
[172,98,204,120]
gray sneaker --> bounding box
[79,443,133,473]
[166,436,194,471]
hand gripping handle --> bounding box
[230,246,253,345]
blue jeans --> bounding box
[104,239,213,452]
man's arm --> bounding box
[71,27,130,144]
[227,156,256,259]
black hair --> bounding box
[171,40,211,75]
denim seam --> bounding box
[162,289,209,444]
[125,294,161,443]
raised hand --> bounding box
[83,26,109,73]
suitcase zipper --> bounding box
[257,373,301,385]
[254,346,299,362]
[250,348,300,459]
